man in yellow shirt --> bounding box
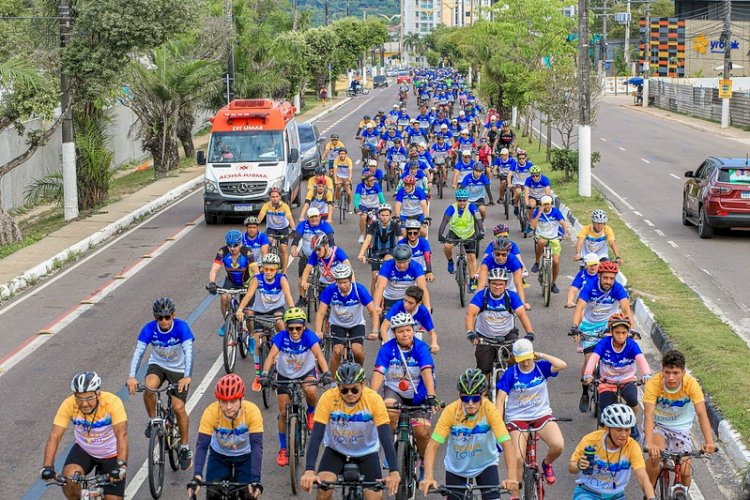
[331,147,354,213]
[258,188,295,270]
[321,134,345,171]
[575,209,623,266]
[306,166,334,194]
[300,177,334,222]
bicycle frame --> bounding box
[47,472,110,499]
[445,238,469,307]
[656,450,707,500]
[475,333,514,405]
[317,462,385,500]
[518,417,571,500]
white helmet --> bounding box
[487,268,510,282]
[404,218,421,230]
[377,203,392,213]
[462,150,472,157]
[600,403,636,428]
[307,207,321,217]
[331,263,353,280]
[71,371,102,393]
[500,148,509,155]
[440,124,448,129]
[540,195,553,206]
[390,312,416,329]
[460,128,469,134]
[262,253,281,266]
[368,158,378,166]
[592,209,608,224]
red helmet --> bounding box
[269,187,282,195]
[403,175,416,186]
[215,374,245,401]
[597,260,619,275]
[608,312,630,330]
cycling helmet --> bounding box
[591,209,608,224]
[493,223,510,235]
[390,312,416,329]
[215,373,245,401]
[262,253,281,266]
[403,175,416,186]
[393,137,402,142]
[393,244,413,261]
[600,403,636,428]
[608,313,631,331]
[244,216,260,226]
[455,189,469,200]
[457,368,488,395]
[529,165,542,175]
[487,268,510,282]
[516,149,527,156]
[336,362,366,385]
[493,237,512,251]
[377,107,384,113]
[338,147,347,153]
[540,195,553,205]
[314,166,326,176]
[152,297,176,316]
[404,218,421,230]
[283,307,307,325]
[71,371,102,393]
[331,133,339,139]
[269,186,282,195]
[408,160,420,170]
[225,229,242,246]
[331,263,354,280]
[378,203,392,213]
[364,114,371,119]
[598,260,619,274]
[311,233,329,250]
[472,163,484,171]
[502,120,510,127]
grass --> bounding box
[0,209,66,259]
[516,132,750,442]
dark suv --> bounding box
[683,157,750,238]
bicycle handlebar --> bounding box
[429,484,519,496]
[187,479,263,499]
[136,383,179,394]
[210,287,247,295]
[317,480,385,492]
[657,449,714,460]
[386,401,446,412]
[47,473,111,487]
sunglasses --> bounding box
[407,230,419,235]
[460,395,482,403]
[339,386,360,395]
[228,243,240,248]
[531,174,541,177]
[287,325,304,332]
[493,251,509,257]
[155,315,172,321]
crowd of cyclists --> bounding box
[40,67,717,500]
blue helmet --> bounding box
[455,189,469,200]
[225,229,242,246]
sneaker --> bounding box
[542,462,556,485]
[447,260,455,274]
[178,446,193,470]
[307,412,315,431]
[524,225,532,235]
[295,297,307,307]
[531,263,539,273]
[252,376,262,392]
[513,206,519,216]
[358,235,365,244]
[551,283,560,294]
[579,393,590,413]
[144,423,152,439]
[276,449,288,467]
[217,324,225,337]
[488,201,495,206]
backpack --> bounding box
[479,288,514,315]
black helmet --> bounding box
[336,362,366,385]
[457,368,487,395]
[493,237,512,252]
[393,244,413,261]
[152,297,175,317]
[314,166,326,176]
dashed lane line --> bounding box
[670,173,681,180]
[618,146,627,151]
[655,229,665,237]
[644,219,655,227]
[641,158,651,164]
[668,240,679,248]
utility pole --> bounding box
[578,0,592,197]
[345,0,350,17]
[292,0,297,30]
[624,0,631,72]
[225,0,235,104]
[59,0,78,220]
[600,0,608,77]
[324,0,329,25]
[721,0,732,128]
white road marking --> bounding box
[644,219,655,227]
[670,173,681,180]
[641,158,651,164]
[591,174,635,210]
[618,146,627,151]
[655,229,665,237]
[600,137,607,142]
[703,268,712,276]
[668,240,679,248]
[633,210,643,216]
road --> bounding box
[0,88,738,499]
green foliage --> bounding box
[296,0,398,26]
[550,147,601,182]
[24,171,63,206]
[0,59,58,129]
[74,108,114,209]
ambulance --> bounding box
[197,98,301,223]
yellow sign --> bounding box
[719,79,732,98]
[693,34,709,54]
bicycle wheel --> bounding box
[288,414,300,494]
[238,327,248,359]
[672,491,688,500]
[542,258,552,307]
[522,467,539,500]
[260,342,272,409]
[437,170,444,199]
[222,315,238,374]
[396,440,416,500]
[503,187,510,219]
[456,256,467,307]
[147,425,165,499]
[339,191,346,223]
[166,416,180,472]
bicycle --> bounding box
[444,237,472,307]
[211,287,248,374]
[268,233,288,260]
[518,417,572,500]
[187,478,263,500]
[248,313,279,408]
[433,157,447,199]
[271,377,323,495]
[316,461,386,500]
[517,195,528,237]
[387,161,405,193]
[537,239,555,307]
[305,265,323,320]
[338,180,351,224]
[498,177,511,220]
[652,450,711,500]
[388,402,444,500]
[136,383,181,498]
[587,377,644,429]
[46,472,112,499]
[428,482,517,499]
[472,330,516,404]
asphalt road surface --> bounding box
[0,88,739,499]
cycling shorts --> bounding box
[654,424,693,453]
[146,364,188,402]
[598,382,638,409]
[506,414,555,433]
[445,465,501,500]
[573,485,625,500]
[472,197,487,207]
[222,277,247,293]
[447,230,477,255]
[205,450,256,500]
[267,227,290,239]
[276,369,317,397]
[400,214,425,224]
[330,324,366,345]
[65,444,125,497]
[535,237,561,257]
[382,388,431,425]
[318,448,382,485]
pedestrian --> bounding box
[319,86,328,106]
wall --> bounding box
[684,19,750,77]
[647,78,750,127]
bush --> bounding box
[550,147,600,182]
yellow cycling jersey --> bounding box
[306,176,334,192]
[578,224,615,259]
[198,400,264,457]
[53,392,127,459]
[259,201,292,230]
[571,429,645,496]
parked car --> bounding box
[373,75,388,88]
[396,70,411,84]
[298,122,324,177]
[386,69,397,77]
[683,156,750,238]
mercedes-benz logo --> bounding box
[237,183,249,193]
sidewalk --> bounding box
[609,93,750,143]
[0,95,349,300]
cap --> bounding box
[462,150,472,156]
[307,207,321,217]
[461,129,469,134]
[540,195,553,205]
[512,339,534,362]
[500,148,509,155]
[368,158,377,166]
[584,253,601,265]
[440,124,448,129]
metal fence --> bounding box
[648,80,750,128]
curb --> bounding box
[633,298,750,470]
[621,103,746,142]
[305,97,353,124]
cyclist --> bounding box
[643,350,717,488]
[530,195,570,294]
[406,119,429,148]
[259,308,331,466]
[371,312,439,468]
[381,285,438,353]
[317,263,379,375]
[420,369,520,500]
[571,261,632,412]
[461,162,492,220]
[299,177,334,222]
[583,313,652,438]
[394,175,429,236]
[363,158,385,184]
[191,374,264,500]
[399,159,430,195]
[451,150,476,189]
[384,136,408,181]
[242,216,270,264]
[290,207,335,306]
[322,134,345,171]
[301,233,352,303]
[509,150,533,216]
[566,253,601,308]
[569,404,656,500]
[357,203,399,293]
[379,125,402,156]
[356,115,376,138]
[430,133,452,178]
[396,105,411,131]
[497,121,515,152]
[523,166,551,234]
[476,237,529,309]
[331,147,354,213]
[437,189,484,292]
[41,372,127,500]
[208,229,258,336]
[360,122,380,161]
[301,362,401,499]
[354,171,386,244]
[126,297,193,469]
[373,244,432,316]
[482,224,528,275]
[307,165,334,192]
[496,339,566,488]
[494,148,517,205]
[236,253,295,389]
[477,137,493,176]
[398,218,434,281]
[575,209,624,266]
[258,187,295,270]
